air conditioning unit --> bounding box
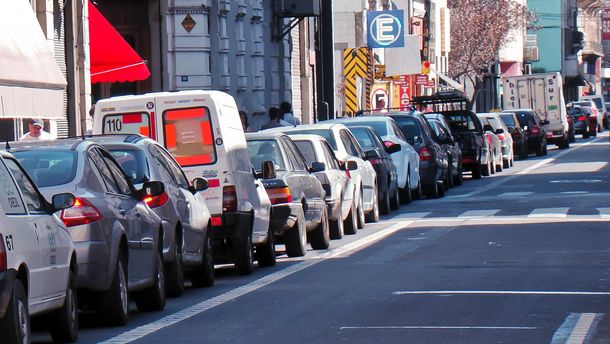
[280,0,320,17]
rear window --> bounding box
[293,141,317,165]
[391,116,422,141]
[13,150,78,188]
[109,149,150,184]
[499,114,516,128]
[344,121,388,136]
[444,113,482,133]
[246,140,286,172]
[349,127,376,150]
[102,112,151,136]
[592,98,603,109]
[163,107,216,167]
[510,111,535,127]
[487,117,502,130]
[286,130,337,150]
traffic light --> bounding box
[422,61,431,75]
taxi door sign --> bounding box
[367,10,404,48]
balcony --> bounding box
[582,40,604,57]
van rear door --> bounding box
[94,95,156,138]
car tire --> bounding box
[190,229,215,287]
[543,143,548,156]
[425,181,440,199]
[438,181,446,197]
[343,199,358,235]
[390,188,400,210]
[412,180,423,200]
[256,230,276,267]
[379,182,391,215]
[356,194,365,229]
[473,162,483,179]
[310,206,330,250]
[519,144,528,160]
[496,157,503,172]
[400,173,413,204]
[445,165,453,190]
[365,185,380,224]
[0,279,30,344]
[285,212,307,257]
[503,159,509,169]
[98,255,128,326]
[233,232,255,275]
[135,250,166,312]
[453,163,463,186]
[165,231,184,298]
[51,268,79,343]
[481,160,490,177]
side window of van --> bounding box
[0,158,26,215]
[163,107,217,167]
[103,112,151,136]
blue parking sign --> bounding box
[367,10,404,48]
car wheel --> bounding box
[98,254,128,326]
[592,126,598,137]
[343,199,358,235]
[365,185,380,223]
[453,163,464,186]
[285,211,307,257]
[0,279,30,344]
[135,250,166,312]
[490,155,496,174]
[519,144,528,160]
[233,232,254,275]
[356,193,365,229]
[165,230,184,298]
[310,206,330,250]
[445,165,453,190]
[481,160,490,177]
[329,216,344,240]
[412,180,423,200]
[51,268,79,343]
[256,230,276,267]
[400,173,413,204]
[379,181,391,215]
[425,181,440,199]
[390,188,400,210]
[191,228,215,287]
[473,161,483,179]
[496,156,503,172]
[503,159,509,169]
[543,143,548,155]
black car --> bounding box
[498,112,529,160]
[424,115,463,186]
[569,105,595,138]
[348,126,400,214]
[246,132,329,257]
[387,112,449,198]
[504,109,548,156]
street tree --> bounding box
[447,0,533,108]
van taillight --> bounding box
[0,234,6,271]
[61,198,103,227]
[418,147,431,161]
[578,116,586,121]
[530,126,540,135]
[265,187,292,205]
[143,192,170,208]
[222,186,237,212]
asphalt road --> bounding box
[34,135,610,344]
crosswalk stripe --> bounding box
[527,208,570,218]
[598,208,610,219]
[458,209,500,218]
[389,212,431,220]
[499,192,534,197]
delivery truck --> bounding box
[502,72,570,149]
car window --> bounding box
[147,144,178,186]
[287,129,337,149]
[247,139,286,172]
[4,158,44,212]
[321,141,341,170]
[283,138,308,171]
[156,145,190,188]
[444,113,481,133]
[350,127,376,150]
[487,117,502,130]
[13,150,78,188]
[345,121,388,136]
[390,121,408,141]
[347,132,365,157]
[0,158,26,215]
[294,140,318,166]
[590,98,603,110]
[102,112,151,136]
[163,107,217,167]
[102,154,133,196]
[391,116,423,143]
[499,114,517,128]
[339,130,363,158]
[110,148,150,185]
[88,148,120,194]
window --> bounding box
[321,142,341,170]
[4,158,44,212]
[156,146,190,188]
[110,149,150,185]
[13,150,77,188]
[391,121,408,141]
[499,114,517,128]
[294,141,318,167]
[101,151,133,195]
[247,140,285,172]
[350,127,375,150]
[0,158,26,215]
[102,112,151,136]
[347,121,388,136]
[88,148,120,194]
[163,107,216,167]
[283,139,308,171]
[487,117,502,130]
[392,116,423,142]
[339,130,358,157]
[286,129,337,149]
[346,131,365,158]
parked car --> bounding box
[480,118,504,174]
[576,97,606,130]
[246,132,330,256]
[12,139,166,325]
[568,105,596,138]
[0,151,78,343]
[478,113,514,168]
[503,109,548,156]
[326,116,420,203]
[290,134,356,239]
[92,90,271,276]
[88,135,215,297]
[498,112,529,160]
[268,123,378,229]
[424,115,464,186]
[386,112,449,198]
[346,126,400,214]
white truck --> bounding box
[502,72,570,149]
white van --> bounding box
[92,91,271,275]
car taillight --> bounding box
[0,234,6,271]
[143,192,169,208]
[418,147,431,161]
[338,160,351,179]
[530,126,540,135]
[222,186,237,212]
[266,186,292,205]
[383,140,397,148]
[368,158,381,165]
[211,215,222,227]
[578,116,586,121]
[496,133,506,141]
[61,198,103,227]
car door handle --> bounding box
[119,209,126,216]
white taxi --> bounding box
[0,151,78,343]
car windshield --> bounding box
[444,113,481,133]
[590,98,603,110]
[247,139,286,171]
[343,121,388,136]
[293,140,317,165]
[109,149,150,184]
[499,114,516,128]
[487,117,502,130]
[13,150,78,187]
[508,111,535,127]
[349,127,376,150]
[390,116,422,142]
[285,129,337,150]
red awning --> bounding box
[88,1,150,84]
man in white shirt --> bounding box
[19,119,53,141]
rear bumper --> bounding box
[269,203,301,236]
[74,241,112,291]
[212,211,253,247]
[0,269,17,318]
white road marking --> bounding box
[393,291,610,296]
[340,326,537,330]
[458,209,500,218]
[389,212,430,220]
[551,313,602,344]
[100,222,413,343]
[528,208,569,218]
[499,192,534,197]
[566,313,599,344]
[560,191,589,194]
[598,208,610,219]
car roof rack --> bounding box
[410,88,471,111]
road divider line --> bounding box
[340,325,537,330]
[392,291,610,296]
[528,207,569,218]
[551,313,602,344]
[458,209,500,218]
[100,222,413,344]
[598,208,610,219]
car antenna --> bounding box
[4,140,10,151]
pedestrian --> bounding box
[239,110,254,132]
[19,118,53,141]
[280,101,300,126]
[260,107,285,130]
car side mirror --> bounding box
[364,149,381,160]
[344,160,358,171]
[191,177,209,193]
[439,134,453,144]
[262,160,276,179]
[494,128,504,135]
[406,137,415,145]
[385,143,401,154]
[541,120,550,125]
[140,180,165,198]
[311,162,326,172]
[51,193,76,211]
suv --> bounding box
[579,95,608,129]
[89,135,214,296]
[12,139,166,325]
[503,109,548,156]
[498,112,529,160]
[439,110,488,179]
[0,151,78,343]
[424,114,464,186]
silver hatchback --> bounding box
[12,139,166,326]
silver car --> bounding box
[89,135,213,297]
[12,139,166,326]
